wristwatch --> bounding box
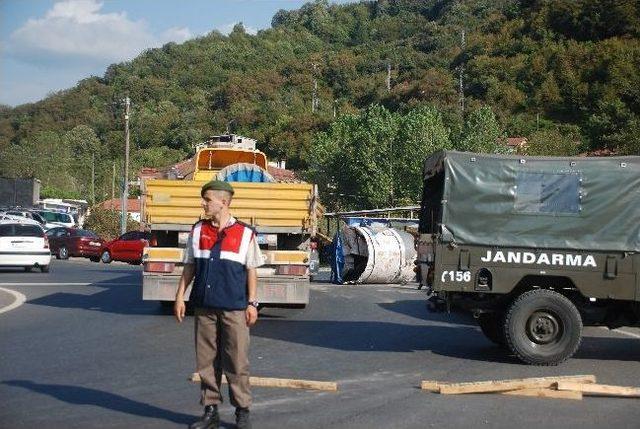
[248,301,259,308]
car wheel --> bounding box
[101,250,112,264]
[504,289,582,366]
[478,312,505,346]
[58,246,69,260]
[40,265,50,273]
[89,256,100,263]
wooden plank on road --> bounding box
[437,375,596,395]
[190,372,338,391]
[501,388,582,400]
[556,382,640,398]
[421,381,582,400]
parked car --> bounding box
[2,209,50,229]
[0,219,51,272]
[100,231,151,264]
[34,210,76,228]
[46,227,105,261]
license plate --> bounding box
[11,241,30,249]
[262,283,287,301]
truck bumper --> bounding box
[142,272,310,305]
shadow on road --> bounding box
[253,318,514,361]
[25,273,166,316]
[253,316,640,363]
[3,380,193,425]
[377,299,476,326]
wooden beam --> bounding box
[501,388,582,400]
[189,373,338,392]
[421,381,582,400]
[420,380,441,392]
[438,375,596,395]
[556,382,640,398]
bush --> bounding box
[84,206,140,241]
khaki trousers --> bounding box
[194,307,251,408]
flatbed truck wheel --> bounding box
[504,289,582,366]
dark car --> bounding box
[100,231,151,265]
[46,227,105,261]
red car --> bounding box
[46,227,105,261]
[100,231,151,264]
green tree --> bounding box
[63,125,102,204]
[393,105,452,204]
[458,106,507,153]
[525,129,581,156]
[306,104,398,210]
[83,206,140,241]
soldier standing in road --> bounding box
[174,180,263,429]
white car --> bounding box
[34,210,76,228]
[0,219,51,272]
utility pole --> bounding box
[111,162,116,201]
[458,29,466,115]
[333,98,337,118]
[386,63,391,92]
[312,63,319,113]
[91,152,95,206]
[121,97,130,235]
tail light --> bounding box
[276,265,308,276]
[43,234,49,249]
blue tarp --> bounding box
[330,231,344,284]
[217,163,275,183]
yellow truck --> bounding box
[141,134,320,307]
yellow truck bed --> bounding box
[144,180,318,231]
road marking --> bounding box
[0,287,26,315]
[0,282,139,286]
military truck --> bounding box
[417,151,640,365]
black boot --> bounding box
[189,405,219,429]
[235,407,251,429]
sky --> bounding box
[0,0,353,107]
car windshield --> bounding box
[38,211,72,223]
[0,224,42,237]
[37,211,58,222]
[76,229,98,238]
[56,213,73,223]
[30,212,45,224]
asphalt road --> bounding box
[1,259,640,428]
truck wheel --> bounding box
[478,313,505,346]
[504,289,582,366]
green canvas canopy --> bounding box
[420,151,640,252]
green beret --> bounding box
[200,180,235,197]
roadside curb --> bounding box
[0,287,26,315]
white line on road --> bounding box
[0,287,26,315]
[0,283,139,286]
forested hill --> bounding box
[1,0,639,206]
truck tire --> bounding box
[478,313,505,346]
[504,289,582,366]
